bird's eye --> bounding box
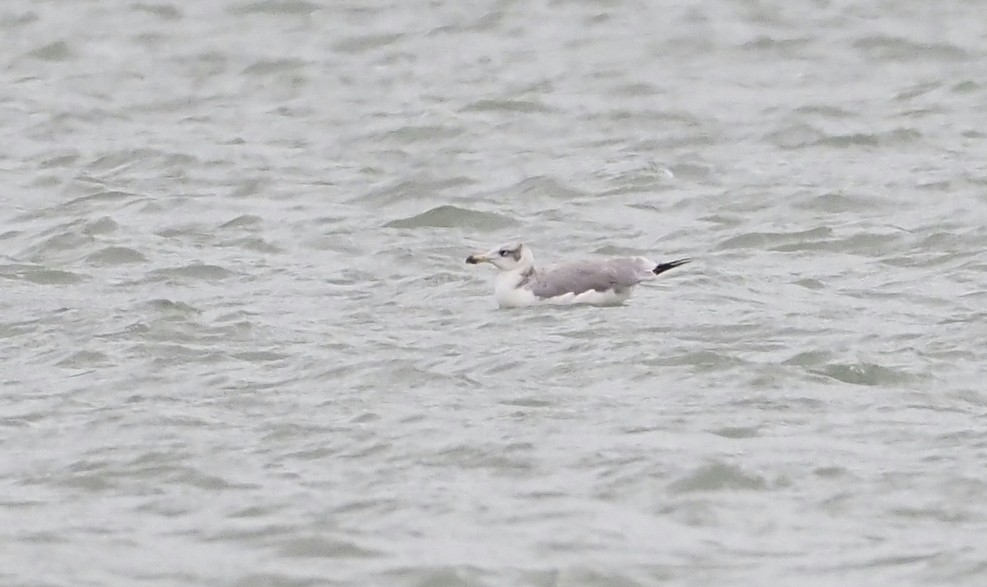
[499,249,510,257]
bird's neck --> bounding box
[496,265,536,290]
[493,265,538,307]
[517,265,536,286]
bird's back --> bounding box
[527,257,653,299]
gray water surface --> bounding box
[3,1,987,586]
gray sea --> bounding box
[3,1,987,586]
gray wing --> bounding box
[527,258,650,299]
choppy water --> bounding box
[3,1,987,585]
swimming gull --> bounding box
[466,242,690,308]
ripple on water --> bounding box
[353,176,476,205]
[147,264,234,282]
[58,190,137,211]
[218,214,264,229]
[133,3,182,20]
[25,40,72,61]
[714,227,832,251]
[709,426,761,439]
[277,535,382,559]
[852,35,970,62]
[332,32,405,54]
[83,216,120,235]
[241,58,306,76]
[667,462,769,494]
[513,175,589,200]
[0,263,84,284]
[227,0,319,16]
[462,98,552,114]
[85,246,147,265]
[793,191,886,213]
[56,349,110,368]
[384,205,517,231]
[811,362,917,387]
[144,299,202,316]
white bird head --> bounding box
[466,242,534,272]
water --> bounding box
[2,1,987,585]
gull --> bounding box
[466,242,690,308]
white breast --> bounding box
[494,272,539,308]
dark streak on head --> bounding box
[510,244,523,262]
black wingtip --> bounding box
[652,258,691,276]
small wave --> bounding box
[462,98,550,113]
[0,264,83,284]
[144,299,201,315]
[668,462,769,494]
[277,535,382,559]
[147,264,233,282]
[228,0,318,16]
[242,58,306,75]
[513,175,588,200]
[332,33,404,54]
[853,35,969,62]
[715,227,832,251]
[56,350,110,368]
[25,40,72,61]
[219,215,264,229]
[85,246,147,266]
[811,362,915,387]
[385,205,516,231]
[134,3,182,19]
